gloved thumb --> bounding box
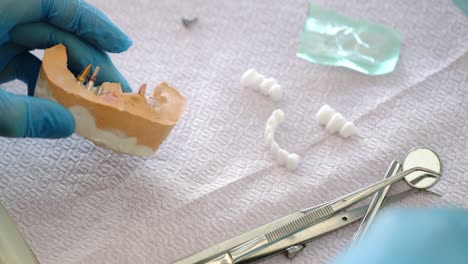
[0,89,75,138]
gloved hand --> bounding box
[333,207,468,264]
[0,0,133,138]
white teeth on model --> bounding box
[339,121,356,138]
[316,104,335,125]
[317,104,356,138]
[264,109,301,171]
[325,113,346,133]
[260,78,277,95]
[277,149,289,166]
[272,109,285,124]
[264,128,274,139]
[264,124,274,136]
[270,141,280,157]
[240,69,283,101]
[286,153,300,171]
[268,84,283,101]
[253,75,265,90]
[264,133,275,146]
[267,117,278,128]
[240,69,258,88]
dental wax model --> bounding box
[316,104,355,138]
[264,109,301,171]
[241,69,284,101]
[35,44,185,157]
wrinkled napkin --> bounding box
[1,0,468,263]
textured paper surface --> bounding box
[1,0,468,263]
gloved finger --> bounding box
[0,52,41,96]
[10,23,132,93]
[0,42,28,72]
[333,208,468,264]
[0,0,132,53]
[0,89,75,138]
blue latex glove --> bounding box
[0,0,133,138]
[333,208,468,264]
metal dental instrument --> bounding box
[76,64,92,85]
[95,85,104,96]
[239,189,439,263]
[228,171,440,262]
[86,66,100,91]
[174,147,442,264]
[174,190,438,264]
[402,147,442,189]
[353,147,442,241]
[352,160,401,241]
[182,17,198,28]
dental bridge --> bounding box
[173,147,442,264]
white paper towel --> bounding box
[1,0,468,263]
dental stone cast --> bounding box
[241,69,283,101]
[264,109,300,171]
[316,104,356,138]
[37,44,186,157]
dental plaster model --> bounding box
[35,44,185,157]
[264,109,300,171]
[316,104,356,138]
[241,69,283,101]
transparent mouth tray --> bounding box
[297,3,402,75]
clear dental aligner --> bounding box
[316,104,356,138]
[241,69,283,101]
[264,109,300,171]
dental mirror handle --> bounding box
[227,167,439,263]
[331,167,438,212]
[352,160,401,241]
